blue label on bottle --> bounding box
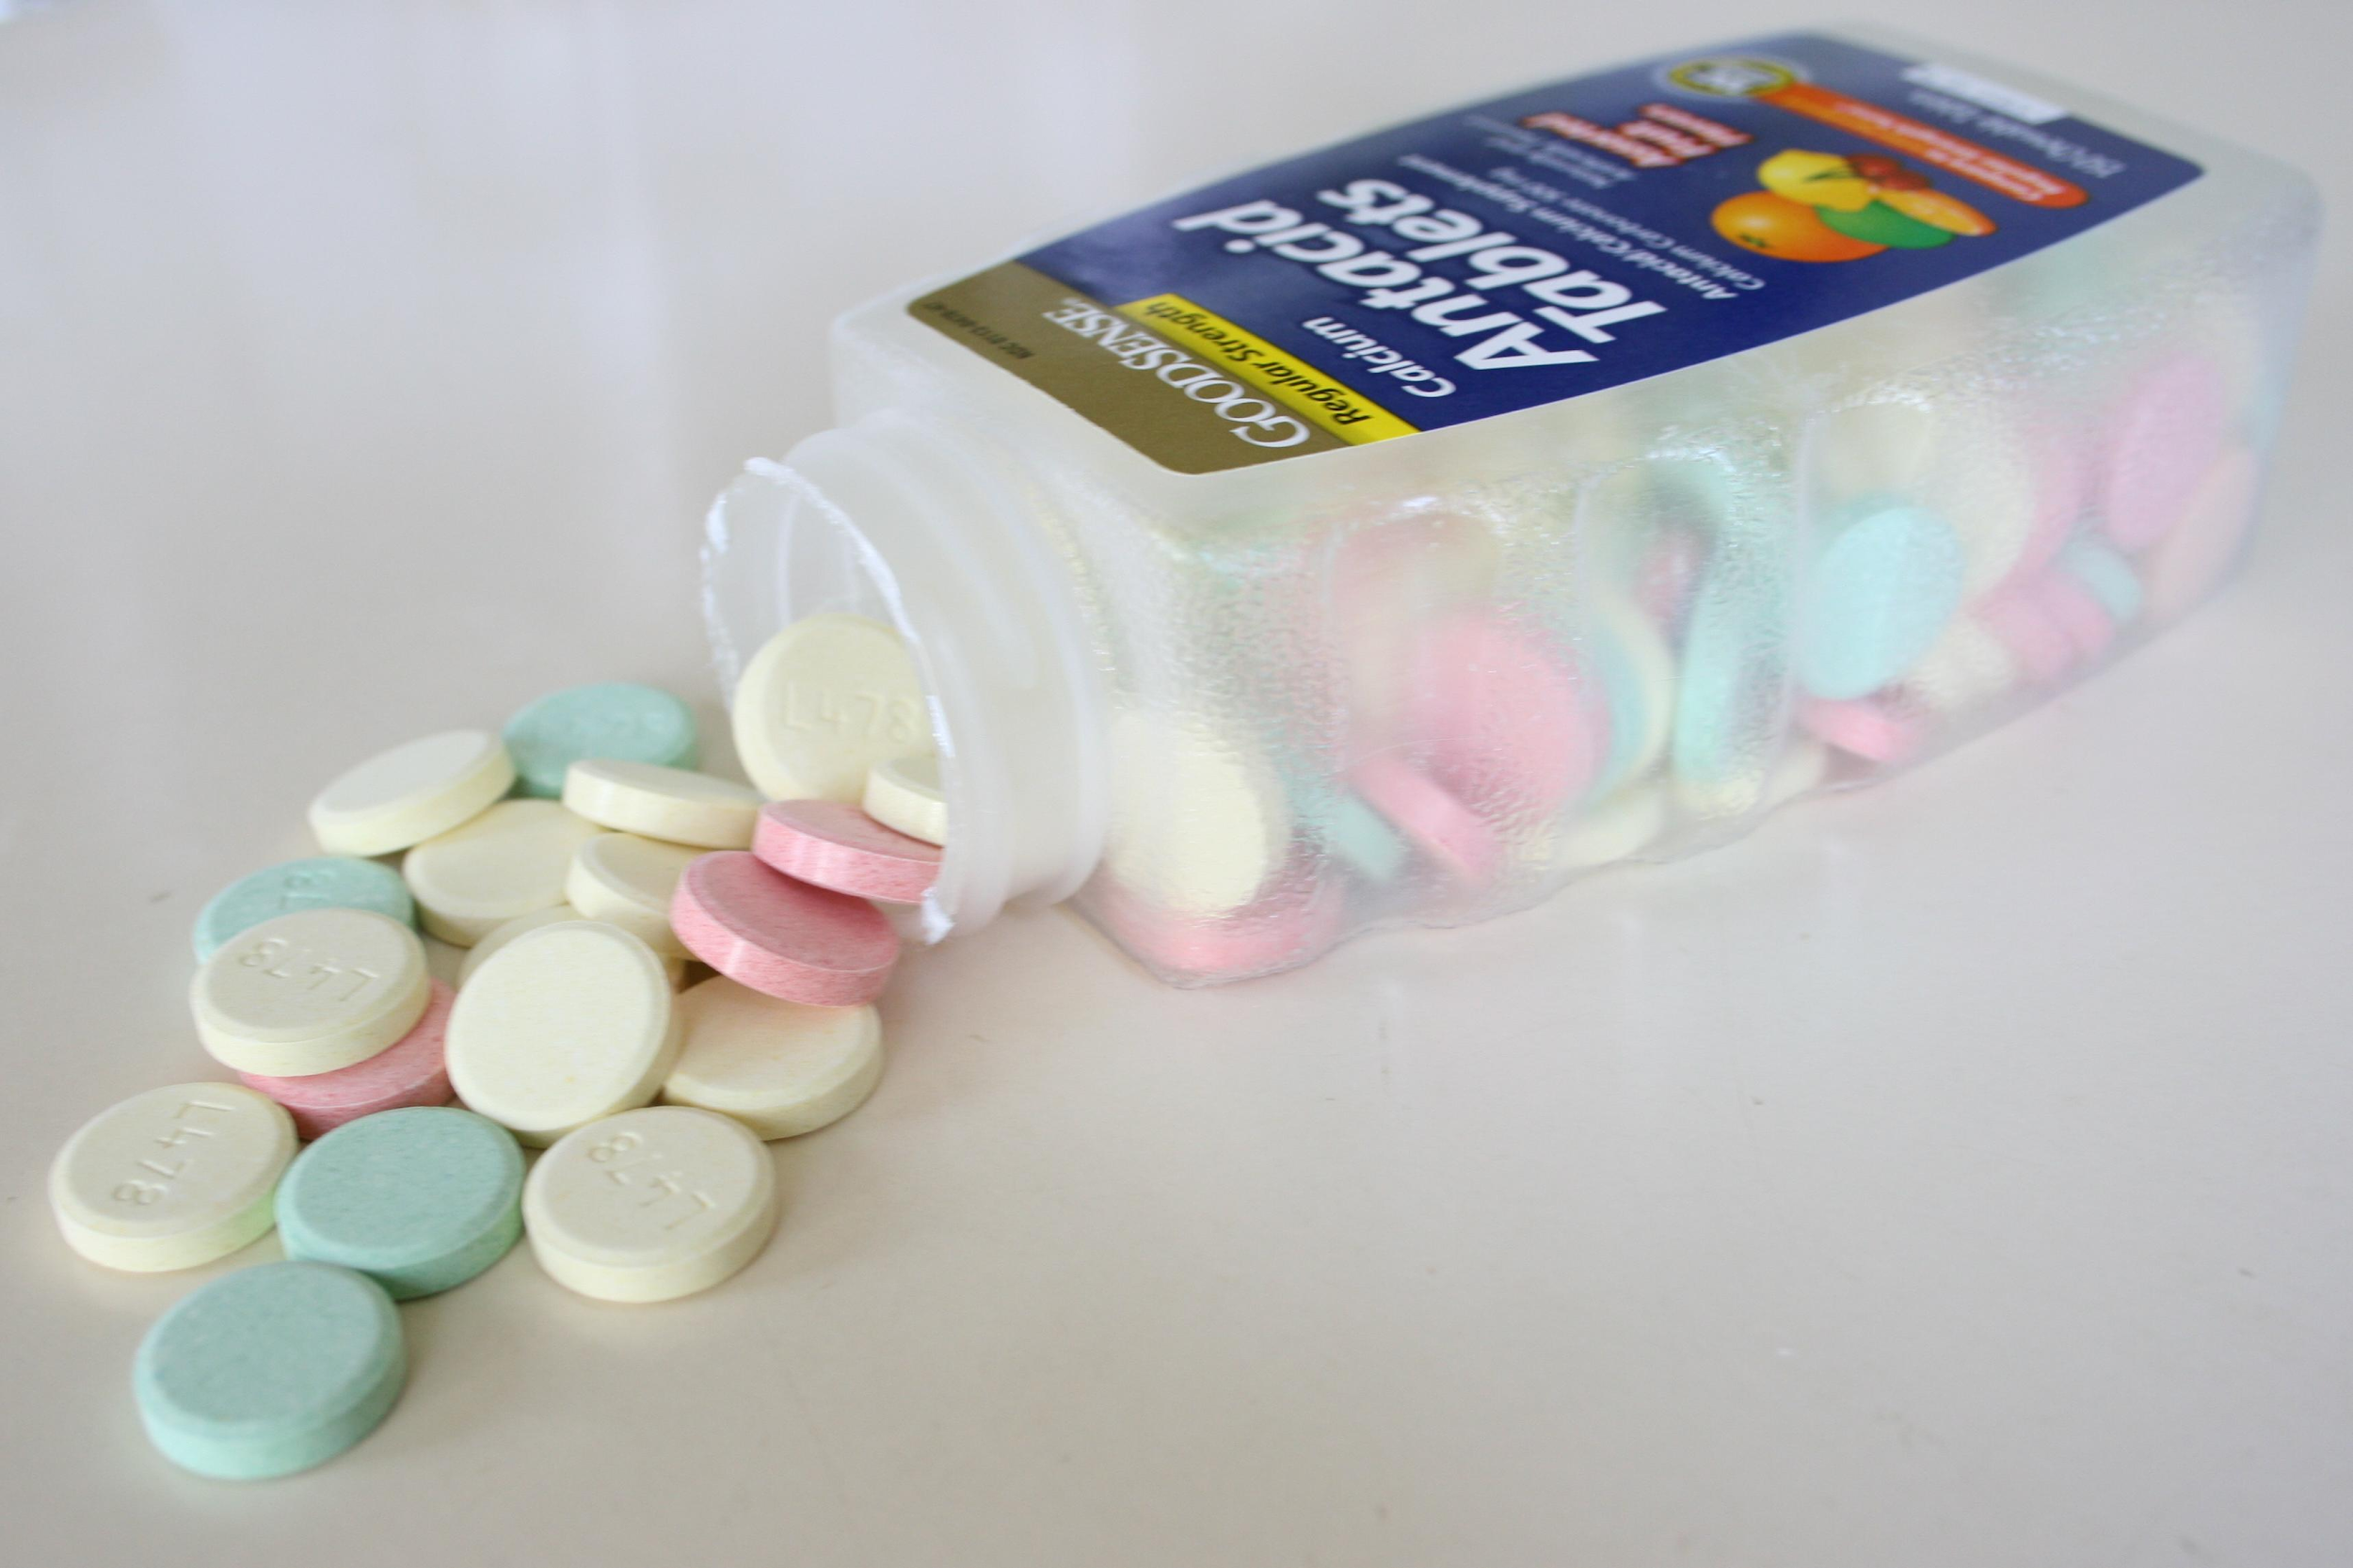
[909,31,2202,472]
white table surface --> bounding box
[6,3,2349,1563]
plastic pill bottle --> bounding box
[703,24,2318,985]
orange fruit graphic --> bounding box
[1711,191,1889,262]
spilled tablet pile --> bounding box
[51,632,942,1479]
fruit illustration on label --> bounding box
[1715,149,1998,263]
[1756,149,1876,212]
[1847,153,1931,191]
[1711,191,1888,262]
[1819,201,1955,249]
[1876,185,1997,235]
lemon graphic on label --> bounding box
[1756,150,1877,212]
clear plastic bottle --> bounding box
[703,24,2317,984]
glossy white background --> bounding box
[5,3,2348,1564]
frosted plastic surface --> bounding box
[705,27,2317,985]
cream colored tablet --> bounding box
[1102,706,1288,918]
[660,976,882,1140]
[421,934,469,991]
[191,908,432,1077]
[564,834,703,959]
[523,1106,778,1303]
[562,760,761,849]
[461,904,685,989]
[444,920,680,1146]
[1763,740,1831,809]
[1556,786,1670,872]
[402,799,605,946]
[308,729,514,856]
[1908,617,2022,718]
[1938,439,2046,599]
[861,755,949,846]
[50,1082,296,1272]
[1806,400,1935,503]
[459,904,584,986]
[730,614,932,802]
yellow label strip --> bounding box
[1116,295,1418,445]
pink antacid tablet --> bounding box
[1634,525,1707,636]
[2146,443,2261,620]
[1403,615,1601,813]
[238,981,456,1141]
[1975,584,2079,687]
[2103,354,2229,552]
[671,852,899,1007]
[1351,751,1502,886]
[1094,871,1346,984]
[751,799,941,904]
[1999,434,2091,596]
[2031,568,2119,664]
[1798,697,1927,766]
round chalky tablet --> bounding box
[1906,618,2022,719]
[1976,584,2078,686]
[1323,791,1409,884]
[194,857,415,964]
[862,754,949,846]
[1634,524,1706,634]
[731,615,932,802]
[458,904,582,985]
[753,800,942,904]
[565,833,704,956]
[459,904,685,989]
[192,908,432,1078]
[1672,572,1789,818]
[1102,708,1288,920]
[1807,399,1936,503]
[276,1107,524,1299]
[2145,444,2261,620]
[1585,595,1676,796]
[2033,568,2119,664]
[504,682,699,800]
[2104,354,2229,552]
[1402,614,1601,813]
[1761,740,1831,809]
[562,760,760,849]
[445,920,681,1147]
[402,798,605,946]
[239,980,456,1141]
[1351,752,1501,886]
[308,729,514,856]
[1555,784,1669,871]
[51,1082,296,1272]
[1800,696,1928,766]
[2060,537,2146,628]
[524,1106,779,1304]
[1795,504,1967,701]
[1940,421,2085,598]
[134,1261,405,1480]
[670,852,898,1007]
[662,977,883,1140]
[1094,871,1346,984]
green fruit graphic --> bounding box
[1818,200,1955,250]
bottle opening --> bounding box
[703,416,1108,941]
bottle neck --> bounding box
[704,410,1107,938]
